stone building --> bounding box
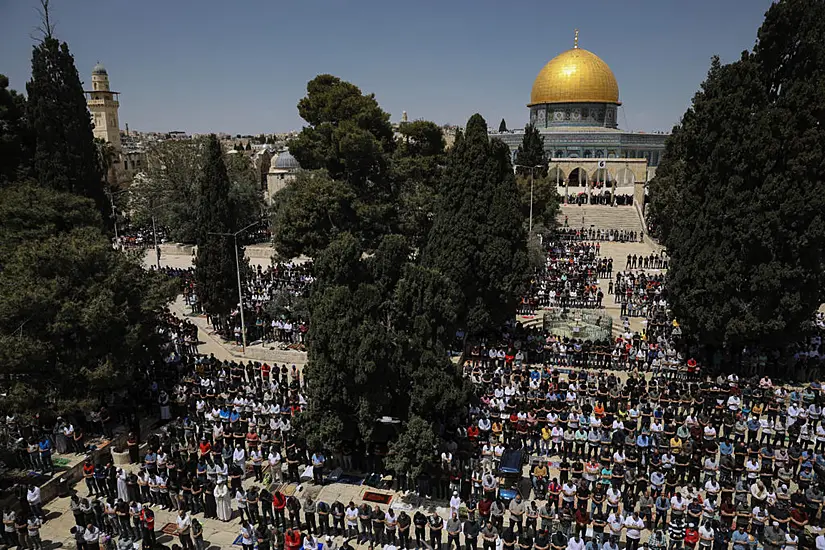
[489,31,668,205]
[266,148,301,205]
[85,62,145,187]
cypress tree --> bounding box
[498,118,508,133]
[649,0,825,360]
[194,134,241,321]
[423,114,528,335]
[514,123,548,177]
[27,37,109,218]
[0,75,32,186]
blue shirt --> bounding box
[39,440,51,454]
[730,530,749,550]
[719,442,733,456]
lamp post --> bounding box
[513,164,545,237]
[104,188,131,251]
[209,221,260,353]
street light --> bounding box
[208,221,260,353]
[104,188,131,250]
[513,164,545,237]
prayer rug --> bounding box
[362,491,392,505]
[161,523,178,535]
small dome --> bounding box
[92,62,108,75]
[273,149,300,170]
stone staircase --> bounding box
[558,204,644,233]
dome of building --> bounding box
[92,62,108,75]
[529,47,619,106]
[273,149,300,170]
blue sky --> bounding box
[0,0,775,134]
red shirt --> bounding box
[140,509,154,530]
[467,426,480,441]
[273,493,286,510]
[285,530,302,550]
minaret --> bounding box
[86,62,122,151]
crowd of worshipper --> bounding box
[56,343,350,550]
[557,227,642,244]
[459,312,825,550]
[608,272,667,320]
[159,262,313,347]
[0,311,200,550]
[112,227,169,250]
[523,241,612,312]
[623,255,667,271]
[562,194,635,207]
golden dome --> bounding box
[529,46,620,106]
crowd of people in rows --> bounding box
[608,273,667,320]
[165,262,313,348]
[457,309,825,550]
[562,194,635,207]
[524,241,611,312]
[557,227,642,244]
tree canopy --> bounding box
[0,74,32,186]
[272,76,449,256]
[300,233,468,461]
[514,123,548,177]
[0,27,176,417]
[423,114,529,335]
[194,134,242,318]
[647,0,825,356]
[27,37,109,220]
[130,138,263,243]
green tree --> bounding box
[392,120,446,249]
[0,75,32,186]
[286,75,397,250]
[423,114,528,335]
[129,139,203,242]
[499,118,508,133]
[131,138,263,243]
[0,184,177,415]
[514,123,548,177]
[516,174,560,231]
[224,151,264,231]
[299,232,469,453]
[27,36,109,219]
[291,74,395,185]
[270,170,357,259]
[649,0,825,359]
[194,135,241,319]
[385,415,437,480]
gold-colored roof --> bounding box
[529,45,620,106]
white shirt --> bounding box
[176,514,191,532]
[27,487,41,504]
[624,516,644,539]
[567,538,585,550]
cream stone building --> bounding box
[266,148,301,205]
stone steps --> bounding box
[558,204,643,233]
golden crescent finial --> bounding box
[574,29,579,49]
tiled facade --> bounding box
[491,128,667,168]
